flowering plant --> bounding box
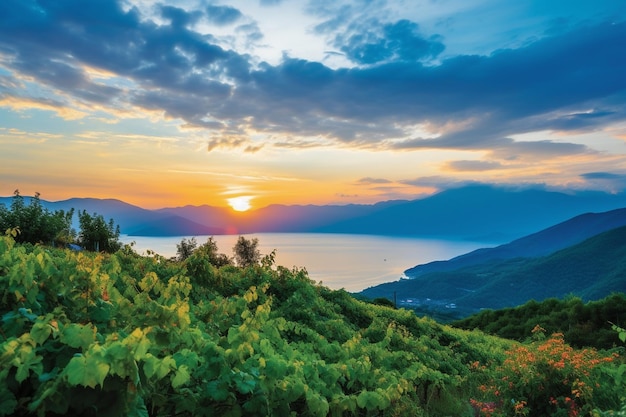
[471,326,617,416]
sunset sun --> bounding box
[227,196,252,212]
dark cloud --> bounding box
[0,0,248,127]
[206,5,243,26]
[580,172,626,192]
[0,0,625,159]
[335,19,445,64]
[160,5,203,28]
[581,172,626,180]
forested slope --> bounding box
[451,294,626,349]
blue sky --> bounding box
[1,0,625,209]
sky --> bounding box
[1,0,626,210]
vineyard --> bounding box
[1,232,624,416]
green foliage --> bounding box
[0,233,622,416]
[452,294,626,349]
[77,210,122,253]
[175,237,197,261]
[0,190,75,247]
[233,235,260,267]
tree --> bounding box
[176,237,198,261]
[233,236,260,268]
[77,210,121,253]
[0,190,75,246]
[195,237,232,267]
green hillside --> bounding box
[361,225,626,317]
[0,233,624,416]
[451,294,626,349]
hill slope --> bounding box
[405,207,626,277]
[361,224,626,316]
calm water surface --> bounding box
[120,233,489,292]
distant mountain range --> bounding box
[360,208,626,317]
[3,185,626,242]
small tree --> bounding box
[176,237,198,261]
[77,210,121,253]
[233,236,260,268]
[196,237,232,267]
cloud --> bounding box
[207,136,263,153]
[0,96,88,120]
[206,5,243,26]
[445,160,503,172]
[356,177,393,185]
[581,172,625,180]
[0,0,625,160]
[160,5,203,28]
[334,19,445,64]
[580,171,626,192]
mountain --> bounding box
[156,185,626,239]
[405,207,626,277]
[359,224,626,317]
[125,216,225,237]
[0,197,218,236]
[156,201,407,234]
[3,184,626,238]
[315,185,626,241]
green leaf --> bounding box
[143,354,175,380]
[30,321,52,345]
[234,371,256,394]
[60,323,96,350]
[14,344,42,383]
[139,272,159,293]
[356,390,384,411]
[171,365,190,389]
[133,334,150,361]
[65,350,110,388]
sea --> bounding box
[119,233,490,293]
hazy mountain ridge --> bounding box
[314,185,626,241]
[3,185,626,240]
[360,223,626,317]
[405,207,626,277]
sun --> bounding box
[227,196,252,212]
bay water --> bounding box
[120,233,489,292]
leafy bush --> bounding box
[470,326,620,416]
